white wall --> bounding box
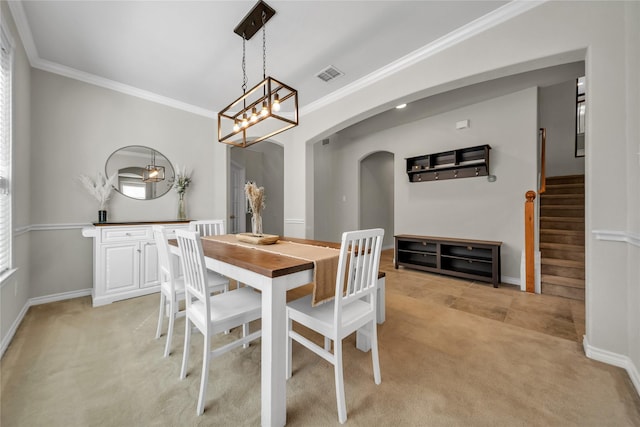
[539,79,585,177]
[282,1,639,389]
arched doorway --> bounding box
[359,151,394,248]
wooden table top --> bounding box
[169,235,385,280]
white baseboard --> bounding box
[0,300,30,359]
[29,288,92,306]
[0,288,92,359]
[583,336,640,397]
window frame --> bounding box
[0,17,15,280]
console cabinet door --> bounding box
[101,242,139,294]
[140,241,159,288]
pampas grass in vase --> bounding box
[245,181,265,236]
[78,172,117,223]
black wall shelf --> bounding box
[406,144,491,182]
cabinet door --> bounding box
[101,242,138,294]
[140,241,159,288]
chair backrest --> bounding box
[175,229,210,313]
[189,220,225,237]
[153,225,177,284]
[335,228,384,318]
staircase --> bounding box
[539,175,585,300]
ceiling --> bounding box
[9,1,512,117]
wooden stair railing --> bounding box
[524,191,536,293]
[523,128,547,293]
[539,128,547,194]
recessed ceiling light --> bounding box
[396,103,407,109]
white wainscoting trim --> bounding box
[284,219,305,224]
[583,336,640,397]
[1,288,93,359]
[592,230,640,247]
[14,223,90,236]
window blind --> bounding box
[0,23,13,275]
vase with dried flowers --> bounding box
[245,181,265,236]
[78,172,118,223]
[172,165,192,220]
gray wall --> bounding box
[230,142,284,237]
[27,69,227,300]
[360,151,394,248]
[0,0,32,348]
[314,88,537,282]
[539,79,585,177]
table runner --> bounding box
[202,235,340,306]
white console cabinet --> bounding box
[82,221,189,307]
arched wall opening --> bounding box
[360,151,394,248]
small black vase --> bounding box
[98,210,107,223]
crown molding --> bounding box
[7,1,37,62]
[7,0,216,118]
[8,0,545,121]
[300,0,546,116]
[32,58,217,118]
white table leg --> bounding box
[261,281,287,427]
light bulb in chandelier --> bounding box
[233,121,240,132]
[241,113,249,128]
[250,107,258,123]
[272,93,281,112]
[260,100,269,117]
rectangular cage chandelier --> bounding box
[218,1,298,148]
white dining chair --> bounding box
[286,228,384,424]
[189,219,225,237]
[176,229,262,416]
[153,225,229,358]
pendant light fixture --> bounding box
[142,150,165,183]
[218,1,298,148]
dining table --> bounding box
[169,234,385,427]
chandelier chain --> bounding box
[242,33,247,93]
[262,11,267,79]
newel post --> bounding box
[524,191,536,293]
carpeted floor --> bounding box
[2,250,639,426]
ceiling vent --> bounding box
[316,65,344,83]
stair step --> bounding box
[541,264,585,279]
[540,242,584,252]
[543,184,585,195]
[541,248,585,262]
[541,258,585,268]
[545,175,585,185]
[540,206,584,217]
[542,274,585,289]
[541,283,585,301]
[540,194,584,206]
[540,218,584,231]
[540,229,585,245]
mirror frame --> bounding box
[105,145,175,200]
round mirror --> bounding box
[105,145,175,200]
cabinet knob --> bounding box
[137,249,141,253]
